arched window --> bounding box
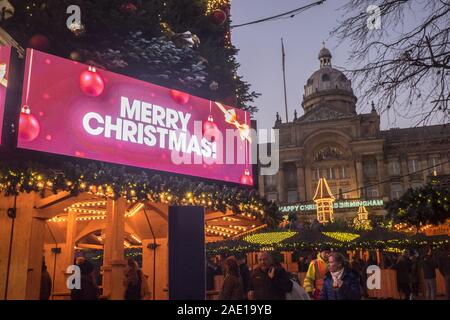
[307,78,314,86]
[322,74,330,81]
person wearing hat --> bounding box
[303,247,331,299]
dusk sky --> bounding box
[230,0,444,133]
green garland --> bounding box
[0,160,278,223]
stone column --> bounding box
[276,165,285,203]
[355,158,364,198]
[421,157,429,182]
[304,167,313,201]
[295,161,305,201]
[376,155,386,197]
[400,157,410,189]
[102,197,127,300]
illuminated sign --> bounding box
[17,49,253,185]
[279,199,385,213]
[0,45,11,144]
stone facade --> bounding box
[259,47,450,222]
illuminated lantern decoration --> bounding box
[79,66,105,97]
[18,105,40,142]
[170,89,190,105]
[313,177,335,224]
[357,205,369,221]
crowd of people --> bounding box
[39,256,150,300]
[38,244,449,300]
[208,244,450,300]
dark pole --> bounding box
[143,208,157,300]
[281,38,289,123]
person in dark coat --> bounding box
[410,253,421,299]
[320,252,361,300]
[297,255,309,273]
[219,256,244,300]
[237,255,251,298]
[248,252,293,300]
[70,260,99,300]
[392,252,412,300]
[422,248,438,300]
[40,260,52,300]
[436,245,450,300]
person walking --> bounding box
[124,257,150,300]
[437,245,450,300]
[237,255,251,299]
[320,252,361,300]
[392,251,412,300]
[303,248,330,299]
[70,259,99,300]
[248,252,292,300]
[410,252,421,300]
[219,256,244,300]
[40,260,52,300]
[422,248,438,300]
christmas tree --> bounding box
[1,0,259,113]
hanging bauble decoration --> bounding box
[170,89,190,105]
[240,169,253,186]
[0,0,14,21]
[211,9,227,25]
[203,115,220,142]
[80,66,105,97]
[28,34,50,51]
[18,105,40,142]
[209,81,219,91]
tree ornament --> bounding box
[18,105,40,142]
[28,34,50,51]
[211,9,227,25]
[203,114,220,142]
[80,66,105,97]
[209,81,219,91]
[240,169,253,186]
[170,89,190,105]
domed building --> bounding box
[259,46,450,222]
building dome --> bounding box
[301,45,357,115]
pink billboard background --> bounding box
[0,45,11,145]
[17,49,253,185]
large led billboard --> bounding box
[17,49,253,185]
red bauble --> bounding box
[240,169,253,186]
[170,89,190,105]
[80,67,105,97]
[28,34,50,51]
[203,115,220,142]
[212,9,227,25]
[120,2,138,13]
[18,106,40,142]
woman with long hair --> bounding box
[219,256,244,300]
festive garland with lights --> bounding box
[0,160,279,224]
[206,229,449,255]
